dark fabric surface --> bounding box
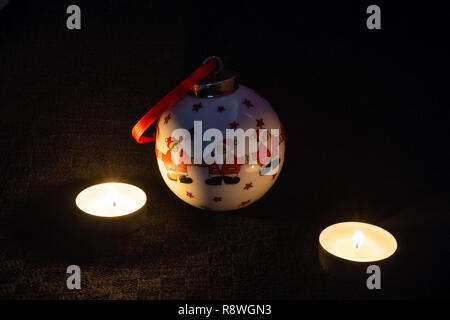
[0,1,449,299]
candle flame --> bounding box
[108,186,118,208]
[352,230,364,249]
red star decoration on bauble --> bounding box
[230,121,239,129]
[192,103,202,112]
[256,119,264,128]
[244,183,253,190]
[243,99,253,108]
[240,200,251,206]
[164,114,171,124]
[186,191,194,198]
[213,196,222,202]
[217,106,225,112]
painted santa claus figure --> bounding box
[155,57,285,211]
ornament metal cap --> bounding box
[189,56,239,98]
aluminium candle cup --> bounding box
[74,182,147,236]
[318,222,398,282]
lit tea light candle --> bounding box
[319,222,397,279]
[75,182,147,234]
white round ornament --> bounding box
[154,58,286,211]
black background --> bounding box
[0,0,449,299]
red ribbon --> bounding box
[132,59,218,144]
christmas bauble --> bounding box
[154,62,285,211]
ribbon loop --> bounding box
[132,59,218,144]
